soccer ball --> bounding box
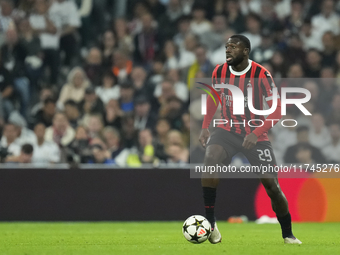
[182,215,211,244]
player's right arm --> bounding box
[199,66,221,148]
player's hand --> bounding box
[242,133,258,150]
[199,129,210,148]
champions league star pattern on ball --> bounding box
[182,215,211,244]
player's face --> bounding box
[225,39,247,66]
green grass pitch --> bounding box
[0,222,339,255]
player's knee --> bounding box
[263,181,281,199]
[204,145,227,165]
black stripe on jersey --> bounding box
[253,66,262,126]
[244,69,254,133]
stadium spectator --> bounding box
[295,143,315,165]
[104,99,122,130]
[309,113,331,150]
[83,47,103,86]
[154,118,170,161]
[64,100,81,129]
[119,83,134,114]
[95,71,120,104]
[178,33,197,69]
[250,32,275,64]
[67,125,91,163]
[111,49,132,83]
[242,13,262,49]
[126,129,156,167]
[186,45,214,88]
[6,111,37,146]
[113,18,134,54]
[1,27,30,118]
[321,31,336,66]
[79,87,105,116]
[133,13,160,68]
[200,14,227,52]
[5,143,33,163]
[84,114,104,139]
[102,126,123,160]
[101,30,117,69]
[284,0,304,35]
[311,0,340,46]
[134,96,157,131]
[283,126,327,164]
[190,5,211,36]
[326,94,340,124]
[32,123,60,164]
[88,143,115,164]
[57,66,90,109]
[0,122,20,155]
[318,67,337,113]
[162,40,180,70]
[121,115,137,148]
[300,18,321,51]
[130,66,154,100]
[29,0,60,86]
[31,97,56,128]
[158,0,183,41]
[224,0,245,33]
[17,17,43,96]
[154,69,188,102]
[0,0,15,37]
[173,15,191,49]
[0,53,14,119]
[50,0,81,67]
[322,123,340,163]
[166,143,188,165]
[45,112,75,147]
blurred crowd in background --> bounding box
[0,0,339,166]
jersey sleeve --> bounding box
[252,70,282,137]
[260,71,280,102]
[202,65,221,129]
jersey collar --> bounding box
[229,59,252,76]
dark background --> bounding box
[0,168,259,221]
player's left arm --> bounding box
[242,71,282,149]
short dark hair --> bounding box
[64,99,78,108]
[230,34,251,53]
[44,97,56,105]
[21,143,33,154]
[296,126,309,133]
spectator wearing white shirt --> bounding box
[0,122,20,156]
[29,0,61,85]
[190,5,211,36]
[3,111,37,147]
[0,0,15,39]
[322,123,340,163]
[300,19,322,51]
[49,0,81,67]
[242,14,262,49]
[309,113,331,150]
[95,71,120,105]
[45,112,75,147]
[32,123,60,164]
[311,0,340,46]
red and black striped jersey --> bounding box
[206,59,280,142]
